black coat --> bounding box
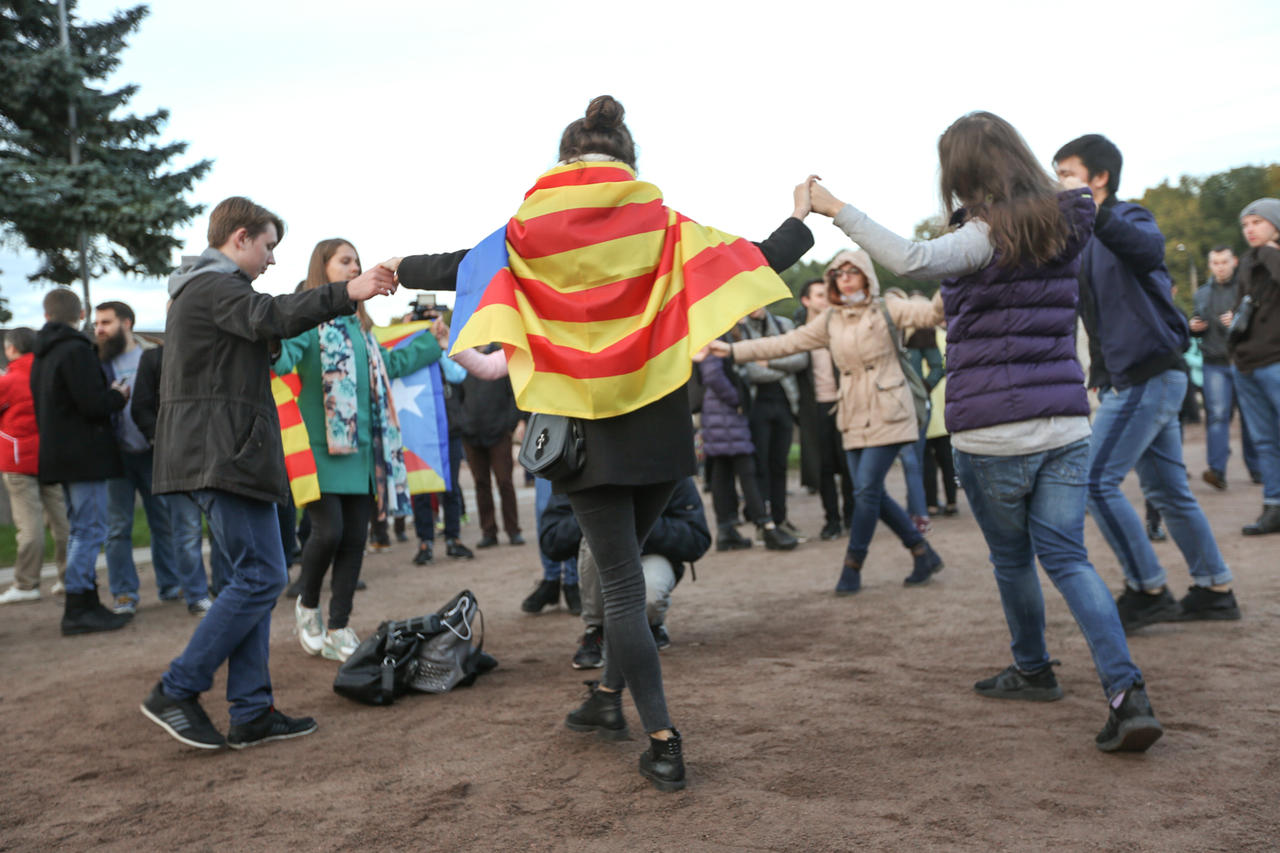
[153,262,357,505]
[398,216,815,494]
[459,367,522,448]
[30,322,126,483]
[131,345,163,444]
[538,476,711,584]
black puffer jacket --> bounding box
[30,321,126,483]
[537,476,711,583]
[153,248,357,504]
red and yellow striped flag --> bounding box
[449,160,791,419]
[271,371,320,507]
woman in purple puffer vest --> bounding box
[801,112,1163,754]
[698,347,796,552]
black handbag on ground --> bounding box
[519,413,585,480]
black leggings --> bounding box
[922,435,957,508]
[709,454,768,527]
[298,493,373,629]
[566,481,675,734]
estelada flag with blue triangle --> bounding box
[448,160,792,419]
[372,321,451,494]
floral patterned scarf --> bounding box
[319,319,411,517]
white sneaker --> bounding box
[50,581,65,596]
[0,586,41,604]
[321,627,359,662]
[295,598,324,656]
[187,597,213,616]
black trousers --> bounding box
[815,405,853,527]
[298,493,373,630]
[749,395,794,524]
[922,435,957,508]
[709,454,767,527]
[566,481,675,734]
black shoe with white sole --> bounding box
[141,681,226,749]
[227,707,317,749]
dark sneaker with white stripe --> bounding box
[141,682,226,749]
[227,707,317,749]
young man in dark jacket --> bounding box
[1228,198,1280,535]
[1056,135,1238,629]
[1191,246,1259,489]
[140,196,395,751]
[30,288,132,635]
[539,476,711,666]
[459,360,524,548]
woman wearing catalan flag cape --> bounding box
[387,96,813,792]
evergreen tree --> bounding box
[0,0,211,310]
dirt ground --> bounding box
[2,423,1277,852]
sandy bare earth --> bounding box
[1,423,1277,852]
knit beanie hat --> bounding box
[1240,198,1280,234]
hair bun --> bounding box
[583,95,624,131]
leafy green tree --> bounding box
[0,0,211,310]
[1137,164,1280,312]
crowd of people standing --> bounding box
[2,96,1278,793]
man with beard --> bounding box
[95,301,205,615]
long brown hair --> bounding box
[938,112,1067,268]
[305,238,372,331]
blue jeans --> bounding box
[844,443,923,560]
[899,435,929,517]
[165,493,212,605]
[1234,361,1280,506]
[1202,362,1258,476]
[955,440,1142,698]
[411,435,465,542]
[63,481,109,594]
[534,476,578,584]
[107,449,180,603]
[162,489,287,724]
[1087,369,1233,591]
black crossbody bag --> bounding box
[518,413,585,480]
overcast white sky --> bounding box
[4,0,1279,330]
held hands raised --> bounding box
[808,180,845,218]
[346,263,398,302]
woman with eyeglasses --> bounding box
[709,249,945,594]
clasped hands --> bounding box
[345,257,404,302]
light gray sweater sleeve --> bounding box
[832,204,994,279]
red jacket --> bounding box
[0,353,40,475]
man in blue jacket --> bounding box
[1056,135,1239,631]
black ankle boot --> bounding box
[638,728,686,792]
[761,523,797,551]
[521,578,560,613]
[716,524,752,551]
[564,681,628,740]
[904,541,944,586]
[61,586,132,636]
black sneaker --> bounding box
[651,623,670,650]
[1177,586,1241,621]
[564,680,628,740]
[227,707,317,750]
[973,662,1063,702]
[761,524,798,551]
[716,525,753,551]
[509,533,526,546]
[412,541,433,566]
[572,626,604,669]
[445,539,475,559]
[819,521,842,541]
[1145,521,1168,542]
[1115,587,1181,633]
[140,682,226,749]
[1096,682,1163,753]
[475,535,499,549]
[521,579,560,613]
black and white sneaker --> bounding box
[140,681,226,749]
[227,707,317,749]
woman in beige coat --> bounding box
[709,249,944,593]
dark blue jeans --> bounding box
[1202,362,1258,476]
[107,449,181,603]
[844,443,923,560]
[1234,362,1280,506]
[162,489,287,725]
[412,434,465,542]
[956,440,1142,698]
